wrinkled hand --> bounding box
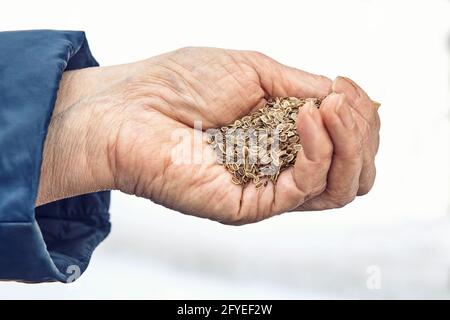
[37,47,380,224]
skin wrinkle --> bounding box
[147,82,192,124]
[165,55,262,128]
[219,61,261,104]
[151,126,205,206]
[130,145,145,198]
[130,122,169,197]
[222,52,260,98]
[139,76,188,110]
[205,51,266,123]
[197,175,230,218]
[163,59,207,102]
[143,93,187,127]
[273,63,289,96]
[326,191,356,209]
[324,183,358,204]
[363,167,376,194]
[104,97,139,191]
[270,176,281,214]
[39,119,58,204]
[61,115,77,195]
[55,72,132,116]
[152,147,172,201]
[154,62,210,126]
[234,181,246,224]
[111,121,141,195]
[261,57,278,97]
[135,69,196,117]
[288,167,311,203]
[94,96,130,191]
[171,59,227,122]
[253,187,261,222]
[39,111,85,204]
[84,103,102,191]
[243,53,269,101]
[262,186,275,221]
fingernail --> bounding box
[298,102,315,133]
[307,100,321,126]
[332,76,359,105]
[372,100,381,110]
[336,96,355,129]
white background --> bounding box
[1,0,449,299]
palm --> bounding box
[115,48,332,224]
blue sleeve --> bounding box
[0,30,111,283]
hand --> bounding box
[297,77,380,211]
[36,47,380,224]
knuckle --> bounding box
[317,74,331,83]
[173,46,202,58]
[246,50,273,65]
[317,139,334,160]
[366,106,380,129]
[357,185,371,196]
[358,167,376,196]
[345,127,364,151]
[176,46,196,53]
[248,50,266,59]
[358,118,372,138]
[326,189,356,208]
[349,136,364,155]
[332,195,356,208]
[319,150,334,165]
[311,182,327,198]
[296,181,326,204]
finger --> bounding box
[356,131,378,196]
[332,76,379,194]
[332,76,378,123]
[357,162,376,196]
[244,51,332,98]
[333,76,381,137]
[297,93,363,210]
[273,100,332,213]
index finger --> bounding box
[332,76,379,122]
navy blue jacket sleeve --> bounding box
[0,30,111,283]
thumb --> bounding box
[242,50,332,98]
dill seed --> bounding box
[207,97,322,188]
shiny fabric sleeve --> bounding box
[0,30,111,283]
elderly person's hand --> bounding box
[36,47,380,224]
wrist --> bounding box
[36,69,120,206]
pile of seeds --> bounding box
[207,97,322,188]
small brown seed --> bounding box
[207,97,322,188]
